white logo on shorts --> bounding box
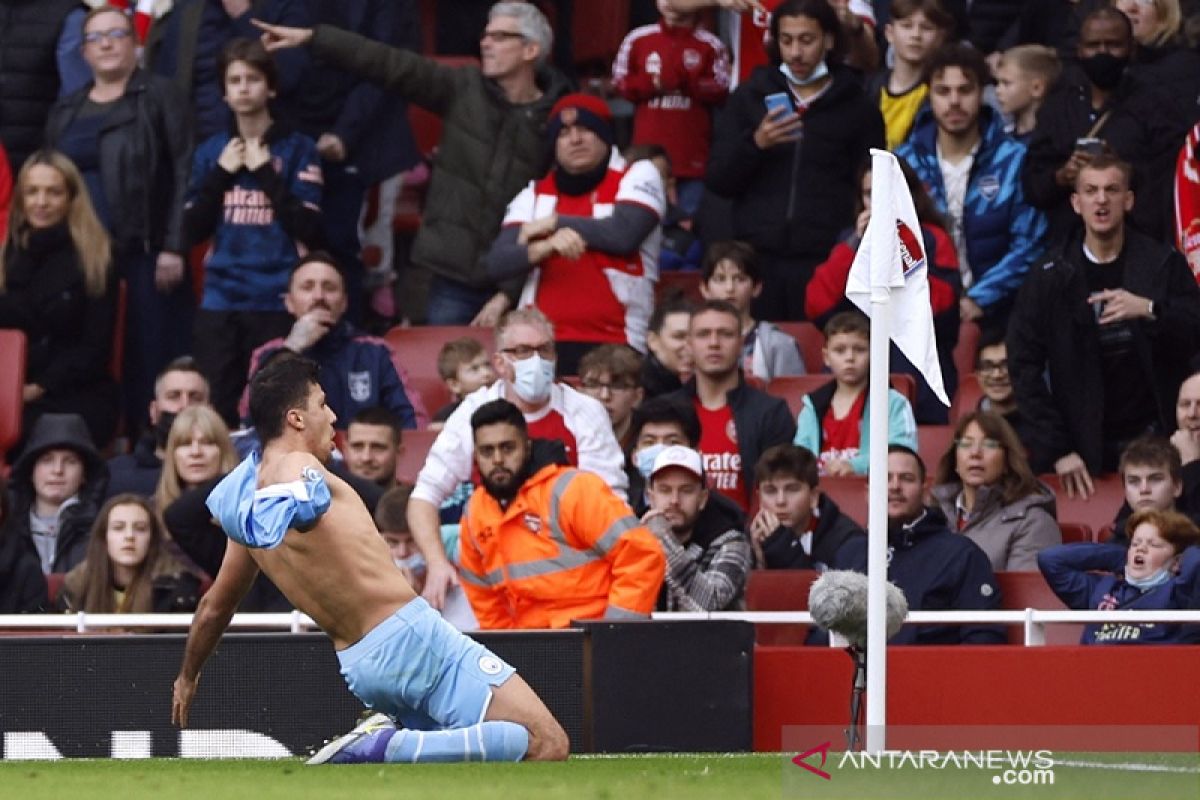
[478,655,504,675]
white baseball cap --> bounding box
[650,445,704,481]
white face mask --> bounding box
[1126,566,1173,591]
[510,354,555,404]
[395,553,426,576]
[779,59,828,87]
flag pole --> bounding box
[865,148,892,754]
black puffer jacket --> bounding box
[759,493,865,571]
[9,413,110,574]
[45,68,193,254]
[0,520,47,612]
[308,24,570,291]
[0,0,80,167]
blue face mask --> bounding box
[635,443,668,481]
[510,354,555,404]
[395,553,426,576]
[1126,566,1173,591]
[779,58,828,87]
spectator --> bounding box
[145,0,311,141]
[611,0,730,218]
[1038,508,1200,643]
[433,337,497,426]
[931,410,1061,571]
[374,485,477,630]
[106,356,211,500]
[1172,371,1200,477]
[0,0,83,168]
[185,38,324,428]
[154,405,239,514]
[896,43,1047,326]
[794,312,918,476]
[0,475,49,613]
[626,394,701,513]
[1008,156,1200,493]
[642,297,694,399]
[239,252,426,430]
[867,0,954,149]
[643,445,752,611]
[699,241,806,382]
[707,0,885,321]
[256,3,569,326]
[1021,7,1188,243]
[806,157,961,421]
[578,345,645,451]
[458,399,665,629]
[9,413,108,576]
[46,5,194,436]
[345,407,404,489]
[58,494,200,613]
[1108,436,1200,544]
[625,144,702,272]
[995,45,1061,145]
[880,445,1006,644]
[972,326,1022,431]
[750,443,866,571]
[408,309,627,606]
[487,93,666,369]
[0,149,120,446]
[1117,0,1200,123]
[670,300,796,511]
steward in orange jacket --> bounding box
[459,453,665,630]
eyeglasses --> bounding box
[500,342,555,361]
[581,380,638,396]
[480,30,526,43]
[956,438,1003,452]
[977,359,1008,374]
[84,28,132,45]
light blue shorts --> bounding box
[336,597,516,731]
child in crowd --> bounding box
[750,444,865,571]
[626,144,702,272]
[699,241,805,382]
[1108,437,1200,544]
[994,44,1060,144]
[870,0,955,148]
[612,0,730,218]
[1039,509,1200,644]
[794,312,917,476]
[578,344,645,451]
[433,337,496,425]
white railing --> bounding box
[2,609,1200,645]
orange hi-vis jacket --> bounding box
[459,463,665,629]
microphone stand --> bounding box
[845,644,867,751]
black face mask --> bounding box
[154,410,177,450]
[1079,52,1128,91]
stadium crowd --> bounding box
[2,0,1200,647]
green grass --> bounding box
[0,752,1196,800]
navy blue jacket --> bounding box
[1038,543,1200,644]
[896,105,1047,316]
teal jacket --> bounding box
[793,381,917,475]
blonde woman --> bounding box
[0,149,119,446]
[155,405,238,513]
[1116,0,1200,107]
[59,494,200,614]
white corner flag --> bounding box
[845,149,949,407]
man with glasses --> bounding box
[255,2,570,327]
[971,326,1030,449]
[577,344,645,450]
[407,309,627,607]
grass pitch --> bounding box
[0,752,1196,800]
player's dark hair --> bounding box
[470,399,528,436]
[249,354,321,443]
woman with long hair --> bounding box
[0,149,120,445]
[1116,0,1200,118]
[932,410,1061,570]
[154,405,239,513]
[58,494,199,613]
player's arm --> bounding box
[172,542,259,728]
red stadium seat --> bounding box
[408,374,453,420]
[384,325,495,381]
[396,428,440,486]
[745,569,818,645]
[952,320,981,384]
[995,570,1082,645]
[655,270,702,304]
[820,476,869,525]
[772,321,825,373]
[767,374,918,419]
[0,329,26,469]
[47,572,66,606]
[917,425,955,469]
[949,374,984,422]
[1040,473,1125,535]
[1058,522,1094,544]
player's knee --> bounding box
[526,719,569,762]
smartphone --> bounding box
[1075,137,1105,156]
[764,92,792,117]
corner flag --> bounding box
[845,149,948,406]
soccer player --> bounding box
[171,356,567,763]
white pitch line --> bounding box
[1054,759,1200,774]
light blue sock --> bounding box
[383,721,530,763]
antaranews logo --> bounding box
[791,741,833,780]
[790,744,1056,787]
